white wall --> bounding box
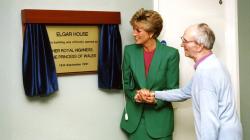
[0,0,153,140]
[155,0,239,139]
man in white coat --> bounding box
[136,23,243,140]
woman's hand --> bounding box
[136,89,156,104]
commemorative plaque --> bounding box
[46,26,98,74]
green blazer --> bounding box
[120,40,179,138]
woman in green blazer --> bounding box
[120,8,180,140]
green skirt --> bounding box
[128,117,172,140]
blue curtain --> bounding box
[98,24,122,89]
[22,24,58,97]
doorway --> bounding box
[154,0,239,139]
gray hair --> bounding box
[193,23,215,50]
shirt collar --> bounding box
[194,52,213,70]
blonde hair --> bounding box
[130,8,163,39]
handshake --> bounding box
[135,89,156,104]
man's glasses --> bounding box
[181,36,197,44]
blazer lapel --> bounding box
[146,41,162,89]
[134,46,147,88]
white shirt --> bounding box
[155,54,242,140]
